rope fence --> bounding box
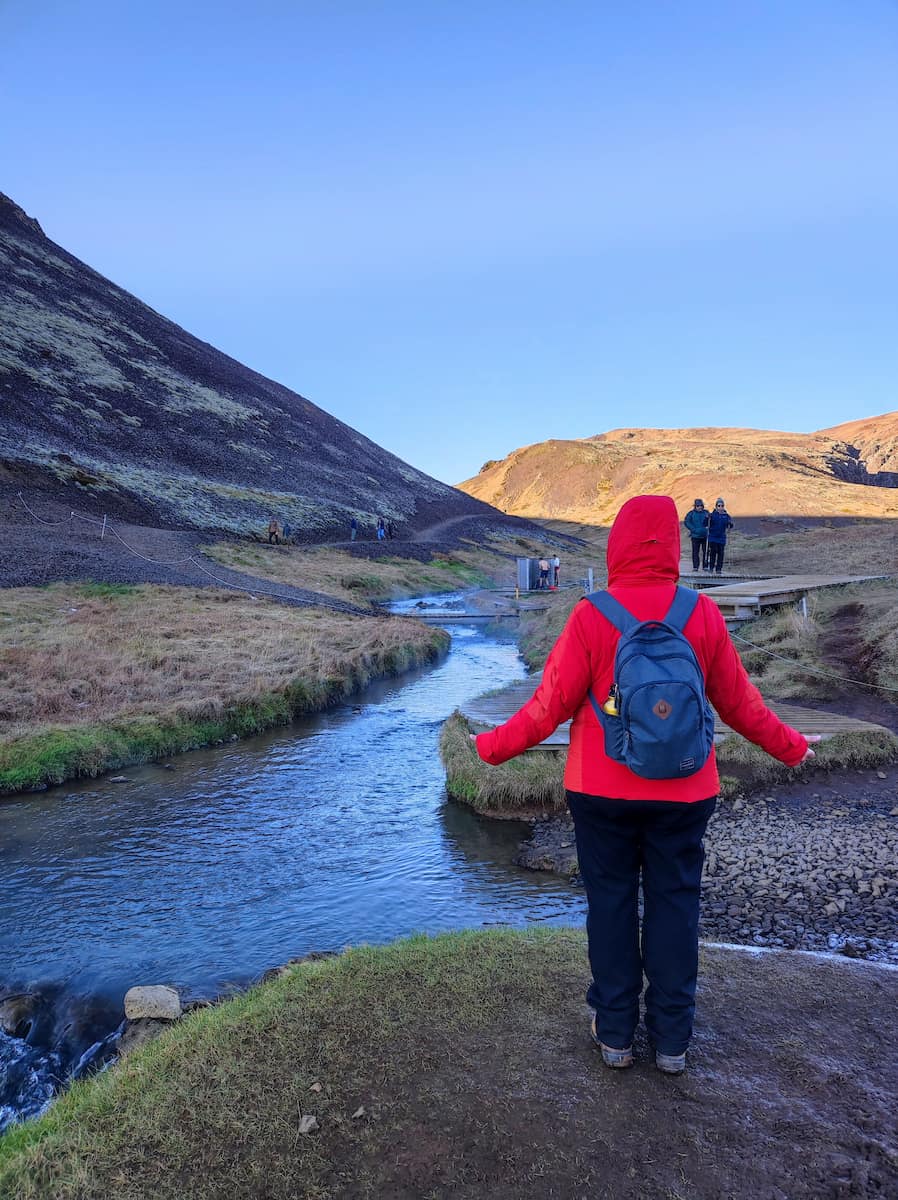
[13,492,334,606]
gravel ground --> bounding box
[0,497,378,614]
[517,765,898,963]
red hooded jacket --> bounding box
[475,495,808,802]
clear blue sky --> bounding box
[3,1,897,485]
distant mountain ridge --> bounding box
[0,192,495,536]
[459,416,898,523]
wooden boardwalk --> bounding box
[463,676,891,748]
[699,574,887,620]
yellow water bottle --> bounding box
[602,685,620,717]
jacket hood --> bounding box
[606,495,681,587]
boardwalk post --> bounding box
[587,568,594,593]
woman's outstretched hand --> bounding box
[800,734,822,763]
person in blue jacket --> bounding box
[707,498,734,574]
[683,499,709,571]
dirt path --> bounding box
[1,501,372,614]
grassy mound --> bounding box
[1,929,896,1200]
[439,710,566,815]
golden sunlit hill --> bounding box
[459,419,898,524]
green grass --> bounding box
[715,727,898,797]
[76,581,138,598]
[0,928,584,1200]
[2,929,897,1200]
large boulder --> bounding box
[123,985,181,1021]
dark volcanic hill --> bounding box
[0,192,497,537]
[459,417,898,524]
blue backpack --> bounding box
[586,587,715,779]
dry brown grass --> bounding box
[202,543,491,607]
[734,595,831,698]
[726,519,898,577]
[0,583,448,792]
[0,584,442,738]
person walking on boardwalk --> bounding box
[471,495,818,1075]
[684,498,709,571]
[707,498,734,574]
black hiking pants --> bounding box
[707,541,725,573]
[690,537,707,571]
[567,791,716,1055]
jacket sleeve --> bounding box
[700,599,807,766]
[475,603,596,765]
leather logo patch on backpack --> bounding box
[653,698,673,720]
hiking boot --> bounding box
[655,1050,687,1075]
[590,1016,634,1069]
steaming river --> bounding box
[0,595,585,1130]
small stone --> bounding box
[309,1082,322,1092]
[823,901,840,917]
[890,807,898,817]
[876,771,887,780]
[351,1106,366,1119]
[298,1115,319,1134]
[108,776,129,783]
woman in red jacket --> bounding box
[474,495,818,1074]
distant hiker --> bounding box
[683,499,709,571]
[377,517,386,541]
[350,517,358,542]
[552,555,561,587]
[471,495,818,1075]
[707,498,734,575]
[282,520,292,543]
[267,517,279,545]
[538,557,550,589]
[387,521,395,540]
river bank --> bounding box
[1,927,896,1200]
[0,582,450,795]
[0,606,585,1134]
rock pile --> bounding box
[517,769,898,962]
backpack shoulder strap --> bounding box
[663,585,700,631]
[584,590,638,633]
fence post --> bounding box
[101,514,107,540]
